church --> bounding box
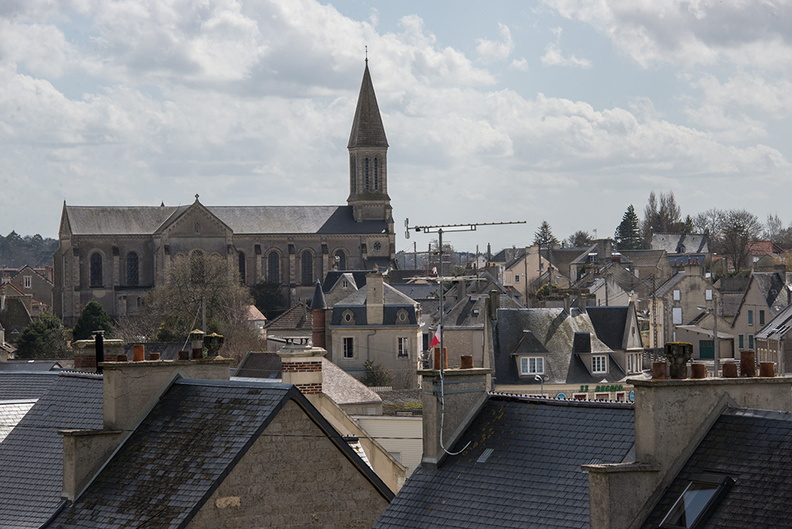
[53,62,396,327]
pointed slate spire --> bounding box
[348,61,388,148]
[311,280,327,310]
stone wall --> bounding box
[189,400,390,529]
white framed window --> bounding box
[520,356,544,375]
[673,307,683,325]
[23,276,32,289]
[397,337,409,357]
[705,289,713,301]
[343,337,354,359]
[626,353,641,374]
[673,289,681,301]
[592,355,607,373]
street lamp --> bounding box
[534,374,545,396]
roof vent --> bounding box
[477,448,494,463]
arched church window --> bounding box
[238,251,246,284]
[267,252,280,283]
[334,250,346,270]
[90,252,103,288]
[374,158,379,190]
[301,250,313,285]
[364,158,370,190]
[190,250,205,284]
[126,252,139,286]
[350,154,356,193]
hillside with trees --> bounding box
[0,232,58,267]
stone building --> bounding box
[53,61,395,326]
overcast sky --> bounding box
[2,0,791,253]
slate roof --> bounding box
[0,372,103,528]
[46,379,391,527]
[331,283,419,326]
[64,204,389,236]
[651,232,709,254]
[641,408,792,528]
[756,303,792,340]
[0,371,60,399]
[0,399,36,442]
[494,308,614,385]
[264,302,311,330]
[586,306,629,351]
[374,395,635,529]
[0,360,64,372]
[233,353,382,406]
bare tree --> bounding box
[642,191,683,245]
[719,210,762,272]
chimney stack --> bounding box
[366,272,384,325]
[277,337,326,397]
[418,366,491,467]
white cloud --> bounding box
[540,43,591,68]
[509,58,529,71]
[475,23,514,63]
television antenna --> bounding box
[405,218,525,455]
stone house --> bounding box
[730,271,790,353]
[0,354,392,528]
[656,263,719,345]
[755,303,792,374]
[2,265,53,315]
[53,62,395,327]
[322,273,422,389]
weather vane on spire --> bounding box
[365,45,368,64]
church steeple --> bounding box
[347,60,391,223]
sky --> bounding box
[2,0,791,253]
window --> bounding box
[350,154,356,193]
[592,355,607,374]
[748,334,754,349]
[396,309,408,323]
[190,251,205,284]
[374,158,379,190]
[705,289,712,301]
[739,334,744,349]
[673,307,683,325]
[364,157,370,189]
[515,274,520,283]
[23,276,32,289]
[343,337,354,359]
[90,253,103,287]
[520,356,544,375]
[126,253,139,286]
[759,310,765,325]
[398,337,409,357]
[267,252,280,283]
[627,353,641,374]
[301,250,313,285]
[334,250,346,270]
[660,475,734,529]
[673,290,681,301]
[342,310,355,324]
[748,310,754,326]
[238,251,246,284]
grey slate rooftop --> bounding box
[375,395,634,529]
[0,372,103,529]
[0,371,60,400]
[641,407,792,529]
[46,379,391,528]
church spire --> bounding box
[348,61,388,149]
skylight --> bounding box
[660,474,734,529]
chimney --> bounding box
[585,377,792,529]
[277,336,325,397]
[366,272,384,325]
[60,352,232,500]
[311,281,327,349]
[418,365,491,467]
[488,290,500,320]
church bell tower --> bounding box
[347,60,392,223]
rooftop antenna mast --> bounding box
[405,218,526,455]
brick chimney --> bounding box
[366,272,384,325]
[59,354,232,500]
[277,336,326,397]
[418,366,491,467]
[585,377,792,529]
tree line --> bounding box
[0,231,58,268]
[534,191,785,272]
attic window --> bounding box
[342,310,355,324]
[660,474,734,529]
[477,448,494,463]
[396,309,408,322]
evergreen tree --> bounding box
[566,230,593,248]
[615,205,643,250]
[15,312,69,359]
[72,300,114,341]
[533,221,559,248]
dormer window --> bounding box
[592,355,607,374]
[342,310,355,324]
[660,474,734,529]
[519,357,544,376]
[396,309,408,323]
